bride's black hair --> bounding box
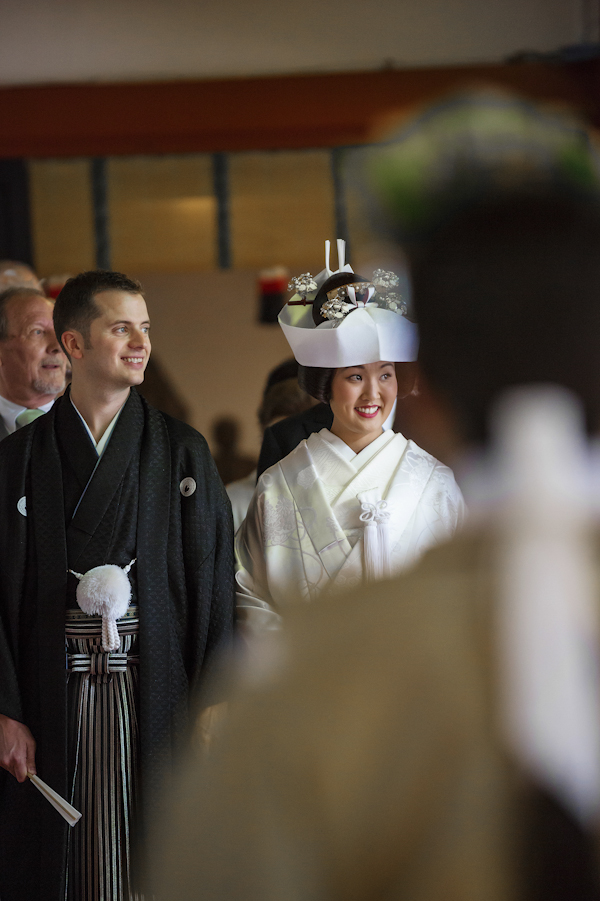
[297,365,336,404]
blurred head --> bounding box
[213,417,239,451]
[55,271,150,391]
[0,287,67,406]
[0,260,42,292]
[258,360,315,430]
[413,189,600,448]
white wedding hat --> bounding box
[278,239,418,367]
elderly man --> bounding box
[0,287,67,438]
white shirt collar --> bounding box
[0,393,55,435]
[70,398,125,458]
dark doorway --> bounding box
[0,159,33,265]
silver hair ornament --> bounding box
[288,273,317,297]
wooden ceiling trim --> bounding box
[0,62,595,158]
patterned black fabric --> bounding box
[56,395,142,607]
[0,389,235,901]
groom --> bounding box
[0,269,235,901]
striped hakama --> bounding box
[66,606,141,901]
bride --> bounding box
[236,241,465,640]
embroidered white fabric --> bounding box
[235,428,465,645]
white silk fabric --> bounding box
[235,428,465,640]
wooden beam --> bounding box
[0,62,596,158]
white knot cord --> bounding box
[337,238,345,269]
[325,239,330,272]
[360,500,392,581]
[102,618,121,654]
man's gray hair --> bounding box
[0,287,47,341]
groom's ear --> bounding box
[60,329,85,361]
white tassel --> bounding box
[379,518,392,576]
[362,520,379,581]
[325,240,330,272]
[69,560,136,652]
[360,499,391,581]
[337,238,346,270]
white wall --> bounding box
[137,270,292,457]
[0,0,583,86]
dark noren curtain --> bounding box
[0,159,33,265]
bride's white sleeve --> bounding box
[234,479,283,643]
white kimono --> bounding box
[236,428,465,638]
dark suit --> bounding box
[0,419,9,442]
[257,403,333,478]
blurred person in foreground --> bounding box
[235,238,464,644]
[0,270,235,901]
[0,286,68,439]
[151,189,600,901]
[226,358,316,532]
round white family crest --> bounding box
[180,477,196,497]
[17,496,27,517]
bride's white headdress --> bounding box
[278,239,418,367]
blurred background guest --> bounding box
[0,260,42,292]
[227,357,316,531]
[211,416,257,485]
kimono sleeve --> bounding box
[0,623,23,723]
[235,475,283,644]
[0,443,29,725]
[176,434,236,700]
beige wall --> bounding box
[0,0,583,86]
[137,270,293,458]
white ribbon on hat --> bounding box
[346,285,376,307]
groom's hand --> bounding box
[0,713,36,782]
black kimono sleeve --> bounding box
[0,429,34,726]
[164,417,235,707]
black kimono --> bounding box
[0,388,235,901]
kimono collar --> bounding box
[318,427,396,472]
[70,396,126,457]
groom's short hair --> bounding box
[53,270,144,353]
